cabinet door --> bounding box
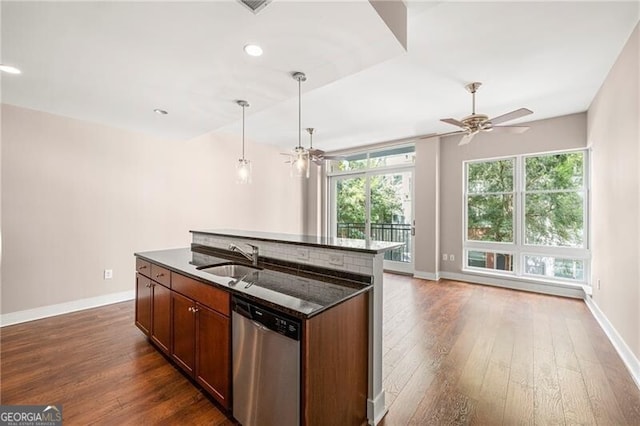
[171,291,195,376]
[150,283,171,354]
[196,303,230,409]
[135,274,152,335]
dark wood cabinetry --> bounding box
[135,258,230,411]
[303,292,369,426]
[171,291,196,374]
[135,260,171,356]
[170,274,231,409]
[195,303,230,407]
[135,274,152,335]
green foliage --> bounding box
[336,174,404,225]
[467,153,585,247]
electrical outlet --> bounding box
[449,254,455,262]
[328,254,344,266]
[104,269,113,280]
[442,254,448,261]
[296,248,310,260]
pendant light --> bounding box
[291,71,309,179]
[236,100,251,184]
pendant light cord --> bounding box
[242,104,246,160]
[298,77,302,149]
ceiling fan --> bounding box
[305,128,343,165]
[439,82,533,146]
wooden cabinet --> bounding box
[171,291,196,374]
[195,303,230,407]
[136,259,231,410]
[135,274,152,335]
[150,282,171,353]
[169,273,231,409]
[303,292,369,426]
[135,271,171,355]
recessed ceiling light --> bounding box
[243,44,263,57]
[0,64,21,74]
[153,109,168,115]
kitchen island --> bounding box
[135,230,401,425]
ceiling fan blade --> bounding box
[491,125,530,134]
[441,118,467,128]
[458,133,475,146]
[489,108,533,125]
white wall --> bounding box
[588,22,640,360]
[1,104,302,315]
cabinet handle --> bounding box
[139,265,147,269]
[188,307,193,312]
[156,273,164,278]
[145,283,151,288]
[192,307,199,313]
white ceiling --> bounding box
[2,1,639,152]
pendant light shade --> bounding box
[236,100,252,184]
[290,72,309,179]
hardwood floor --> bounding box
[0,301,232,425]
[2,276,639,425]
[379,276,640,425]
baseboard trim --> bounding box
[367,390,388,426]
[438,271,585,299]
[584,295,640,390]
[0,290,135,327]
[414,270,439,281]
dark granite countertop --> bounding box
[190,229,404,254]
[135,247,371,319]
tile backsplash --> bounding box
[192,232,374,276]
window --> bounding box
[464,150,589,284]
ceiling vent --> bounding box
[237,0,271,14]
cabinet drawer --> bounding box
[172,273,229,316]
[136,258,151,278]
[151,264,171,288]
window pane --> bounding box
[525,192,584,247]
[329,152,368,173]
[467,159,514,193]
[524,255,585,281]
[467,194,514,242]
[336,177,366,239]
[369,146,415,168]
[525,152,584,191]
[468,251,513,271]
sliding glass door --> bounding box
[329,146,415,273]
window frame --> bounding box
[462,149,590,284]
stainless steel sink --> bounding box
[198,263,262,278]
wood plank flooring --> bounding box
[2,276,639,425]
[380,276,640,425]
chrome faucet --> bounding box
[229,242,259,267]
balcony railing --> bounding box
[337,222,411,263]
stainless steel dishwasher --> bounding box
[232,296,300,426]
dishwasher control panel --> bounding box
[233,297,301,341]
